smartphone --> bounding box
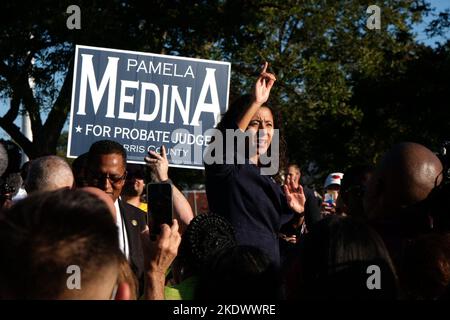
[147,182,173,236]
[324,193,335,206]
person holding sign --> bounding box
[205,62,306,267]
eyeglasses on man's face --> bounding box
[87,170,127,185]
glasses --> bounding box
[88,171,127,186]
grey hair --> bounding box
[26,156,74,193]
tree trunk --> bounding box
[0,60,74,160]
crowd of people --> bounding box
[0,63,449,300]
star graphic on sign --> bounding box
[75,125,83,133]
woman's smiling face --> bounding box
[246,106,274,156]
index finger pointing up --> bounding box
[161,145,167,159]
[262,61,268,74]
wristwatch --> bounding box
[160,178,173,185]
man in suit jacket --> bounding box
[85,140,194,296]
[86,140,147,294]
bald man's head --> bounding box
[364,142,443,221]
[26,156,74,194]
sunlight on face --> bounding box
[246,106,274,155]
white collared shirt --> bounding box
[114,199,130,260]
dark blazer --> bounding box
[118,200,147,294]
[204,122,294,267]
[205,162,294,267]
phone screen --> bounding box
[324,193,335,205]
[147,183,173,236]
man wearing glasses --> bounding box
[86,140,147,294]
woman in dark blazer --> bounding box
[205,63,305,267]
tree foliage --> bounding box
[1,0,449,186]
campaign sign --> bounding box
[67,45,230,169]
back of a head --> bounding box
[364,142,443,222]
[81,186,117,222]
[0,189,120,299]
[26,156,74,193]
[340,165,374,219]
[177,213,237,275]
[402,233,450,300]
[195,245,281,301]
[287,216,398,300]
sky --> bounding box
[414,0,450,45]
[1,0,449,142]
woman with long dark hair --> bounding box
[205,63,305,266]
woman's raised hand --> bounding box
[252,62,276,105]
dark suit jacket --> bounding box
[118,200,147,295]
[205,122,295,267]
[205,161,295,268]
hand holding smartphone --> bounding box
[324,193,335,206]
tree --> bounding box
[219,0,434,182]
[1,0,447,188]
[351,41,450,159]
[0,0,254,158]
